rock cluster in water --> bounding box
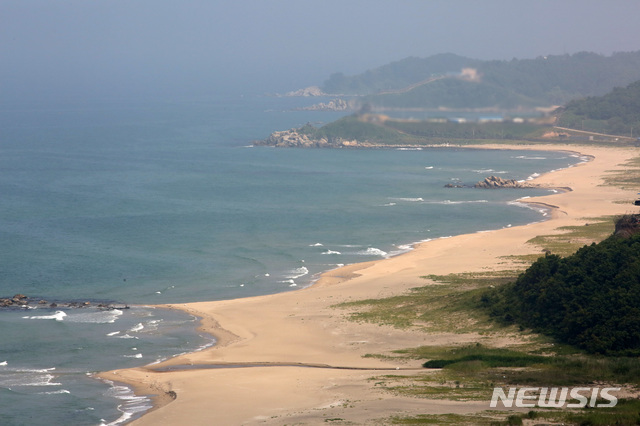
[0,294,126,310]
[257,129,359,148]
[473,175,536,189]
[444,175,537,189]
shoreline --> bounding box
[99,143,639,425]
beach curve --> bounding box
[98,143,639,425]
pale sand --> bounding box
[100,144,639,425]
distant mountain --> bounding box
[322,53,477,95]
[320,51,640,110]
[555,80,640,137]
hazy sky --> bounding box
[2,0,640,100]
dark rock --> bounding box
[614,214,640,238]
[474,175,536,189]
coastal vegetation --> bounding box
[336,214,640,424]
[362,78,540,110]
[297,116,414,145]
[483,216,640,356]
[555,80,640,137]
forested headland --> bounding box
[482,215,640,356]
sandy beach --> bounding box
[100,144,639,425]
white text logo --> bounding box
[490,387,620,408]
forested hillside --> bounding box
[483,216,640,355]
[555,80,640,136]
[321,51,640,109]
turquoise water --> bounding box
[0,95,584,424]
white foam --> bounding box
[387,244,414,257]
[116,334,139,340]
[424,166,434,169]
[99,381,153,426]
[526,172,541,180]
[0,361,7,366]
[309,242,324,246]
[129,323,144,333]
[64,309,123,324]
[0,370,61,387]
[421,199,488,205]
[508,200,549,216]
[22,310,67,321]
[322,250,341,255]
[284,266,309,279]
[124,354,143,359]
[382,202,397,207]
[106,331,120,337]
[390,197,424,202]
[357,247,388,257]
[514,155,547,160]
[38,389,70,395]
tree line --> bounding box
[482,217,640,355]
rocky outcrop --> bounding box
[284,86,326,97]
[256,129,359,148]
[614,214,640,238]
[474,175,536,189]
[258,129,329,148]
[297,98,349,111]
[0,294,127,310]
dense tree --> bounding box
[484,221,640,355]
[556,80,640,136]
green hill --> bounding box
[322,53,476,95]
[483,216,640,356]
[555,80,640,137]
[321,51,640,109]
[363,78,539,109]
[298,116,413,145]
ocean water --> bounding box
[0,94,585,424]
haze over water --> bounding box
[0,94,585,424]
[1,2,628,423]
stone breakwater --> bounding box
[0,294,127,310]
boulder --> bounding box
[474,175,535,189]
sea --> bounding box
[0,93,586,425]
